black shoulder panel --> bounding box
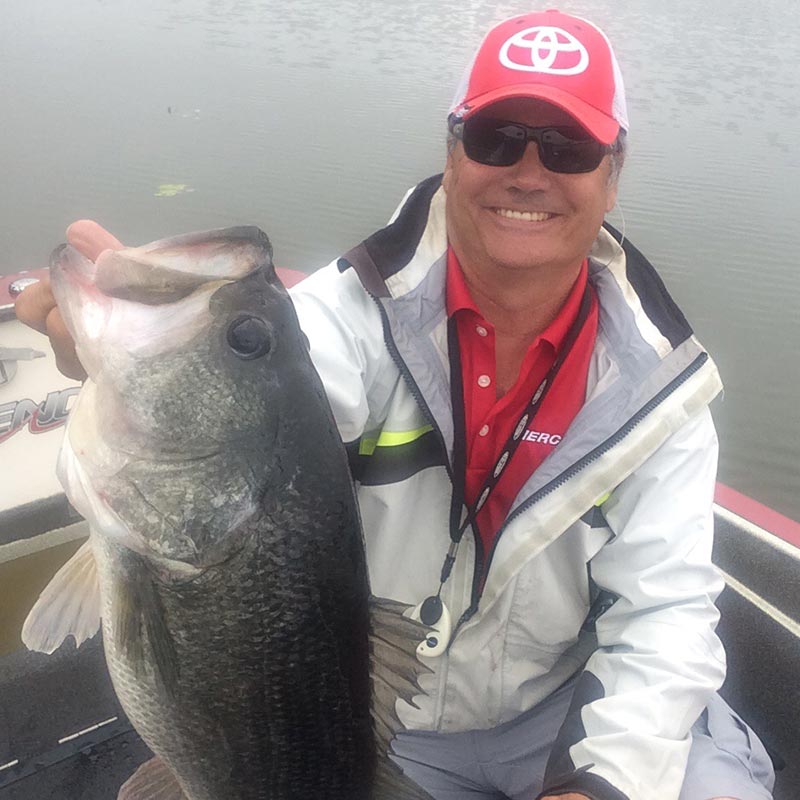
[337,174,444,298]
[602,222,693,350]
[362,174,444,281]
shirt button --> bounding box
[477,374,491,388]
[479,424,490,437]
[476,325,488,337]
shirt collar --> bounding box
[446,245,481,317]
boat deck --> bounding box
[0,639,151,798]
[1,509,798,799]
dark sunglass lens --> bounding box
[462,119,525,166]
[539,128,606,173]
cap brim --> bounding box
[458,85,620,145]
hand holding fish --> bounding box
[14,220,123,380]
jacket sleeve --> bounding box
[288,261,391,445]
[539,407,727,800]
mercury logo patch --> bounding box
[522,430,562,446]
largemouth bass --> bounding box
[23,228,431,800]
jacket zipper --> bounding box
[452,350,711,634]
[371,292,490,607]
[369,281,710,641]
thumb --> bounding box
[66,219,124,262]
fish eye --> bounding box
[226,315,274,360]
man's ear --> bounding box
[605,179,619,214]
[443,152,454,194]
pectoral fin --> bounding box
[118,756,188,800]
[22,539,101,654]
[113,551,180,697]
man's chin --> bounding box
[483,249,554,274]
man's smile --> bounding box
[492,208,556,222]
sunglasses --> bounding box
[449,116,611,174]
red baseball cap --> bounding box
[449,9,628,145]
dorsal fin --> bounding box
[369,596,435,800]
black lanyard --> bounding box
[436,283,593,601]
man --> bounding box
[16,10,776,800]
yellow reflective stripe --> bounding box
[376,425,434,447]
[595,492,611,507]
[359,438,378,456]
[358,425,434,456]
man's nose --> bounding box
[507,140,553,189]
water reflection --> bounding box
[0,0,798,524]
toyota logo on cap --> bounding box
[500,26,589,75]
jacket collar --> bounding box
[341,174,695,357]
[341,178,722,565]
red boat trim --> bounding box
[715,482,800,549]
[0,268,48,310]
[275,267,308,289]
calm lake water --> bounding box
[1,0,798,521]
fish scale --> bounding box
[98,488,374,798]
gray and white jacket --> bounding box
[290,175,726,800]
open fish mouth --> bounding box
[51,226,273,296]
[49,227,277,371]
[89,226,273,305]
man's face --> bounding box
[443,98,619,280]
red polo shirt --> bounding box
[446,247,599,561]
